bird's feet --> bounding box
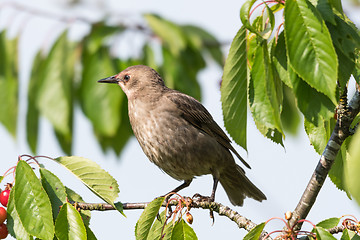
[192,193,215,224]
[192,193,214,203]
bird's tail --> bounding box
[219,164,266,206]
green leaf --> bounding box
[315,226,337,240]
[15,160,54,239]
[316,217,340,229]
[65,187,91,226]
[281,85,300,135]
[144,14,187,56]
[240,0,261,37]
[26,50,46,153]
[289,68,335,124]
[341,228,351,240]
[54,156,120,210]
[221,26,248,151]
[249,41,284,145]
[85,21,124,54]
[244,222,266,240]
[344,128,360,206]
[329,137,351,194]
[85,224,97,240]
[181,25,223,66]
[6,186,32,240]
[304,117,335,154]
[0,30,18,137]
[143,44,158,70]
[55,203,87,240]
[80,46,123,138]
[161,46,202,100]
[171,219,197,240]
[147,210,173,240]
[135,197,165,240]
[273,32,292,88]
[40,168,67,220]
[316,0,336,25]
[284,0,338,103]
[37,31,74,140]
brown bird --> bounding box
[98,65,266,206]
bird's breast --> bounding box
[128,101,232,180]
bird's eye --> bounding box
[124,75,130,81]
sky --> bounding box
[1,0,360,239]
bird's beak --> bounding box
[97,75,119,84]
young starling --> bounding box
[98,65,266,206]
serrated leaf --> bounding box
[316,217,340,229]
[344,128,360,206]
[249,42,284,145]
[0,30,18,137]
[54,156,120,210]
[147,210,173,240]
[315,226,337,240]
[40,168,67,220]
[15,160,54,239]
[135,197,164,240]
[144,14,187,56]
[289,68,335,124]
[171,219,197,240]
[55,203,87,240]
[6,186,32,240]
[65,187,91,226]
[244,222,266,240]
[284,0,338,103]
[221,26,248,150]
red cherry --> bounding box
[0,190,10,207]
[0,208,6,224]
[0,223,8,239]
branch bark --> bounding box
[288,90,360,229]
[69,198,270,238]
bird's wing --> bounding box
[166,91,251,169]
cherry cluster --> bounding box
[0,184,10,239]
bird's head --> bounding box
[98,65,165,98]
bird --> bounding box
[98,65,266,206]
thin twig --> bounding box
[69,198,270,238]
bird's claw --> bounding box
[192,193,214,203]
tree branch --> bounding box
[288,89,360,229]
[69,198,270,238]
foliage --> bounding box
[222,0,360,195]
[1,156,197,240]
[0,14,223,156]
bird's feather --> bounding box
[166,91,251,169]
